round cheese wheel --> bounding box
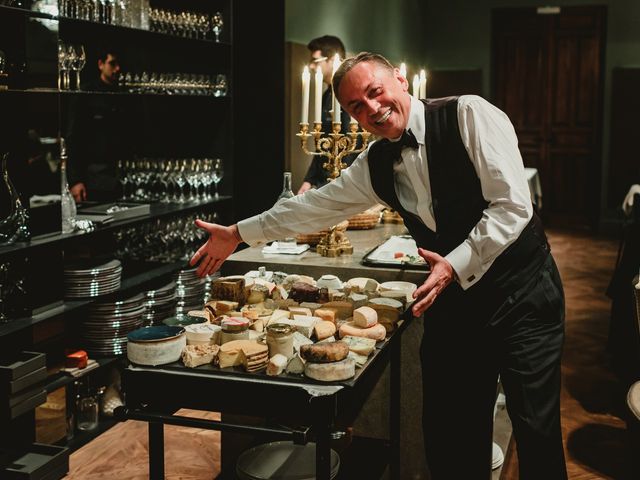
[305,357,356,381]
[300,341,349,363]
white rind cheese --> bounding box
[266,354,288,376]
[304,357,356,381]
[181,344,220,368]
[341,335,377,356]
[353,306,378,328]
[339,321,386,341]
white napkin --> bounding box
[262,242,310,255]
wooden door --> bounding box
[492,6,606,227]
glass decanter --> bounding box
[0,152,30,245]
[59,138,77,234]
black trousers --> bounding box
[420,253,567,480]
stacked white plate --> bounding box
[80,293,145,357]
[142,281,177,326]
[174,268,209,317]
[64,259,122,298]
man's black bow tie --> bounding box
[396,128,419,150]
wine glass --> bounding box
[71,44,86,90]
[211,158,223,198]
[211,12,223,42]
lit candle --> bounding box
[314,67,323,124]
[419,69,427,99]
[301,66,310,124]
[332,54,341,124]
[399,62,407,79]
[412,74,420,99]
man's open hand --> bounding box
[189,220,242,277]
[411,248,455,317]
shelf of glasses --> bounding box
[0,87,232,98]
[59,15,232,47]
[0,259,188,339]
[0,5,232,47]
[0,195,231,258]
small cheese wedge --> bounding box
[305,357,356,381]
[215,300,239,315]
[314,308,336,324]
[289,306,312,317]
[286,354,306,374]
[353,306,378,328]
[279,315,319,338]
[181,344,220,368]
[348,293,369,310]
[266,354,288,376]
[348,350,369,367]
[292,331,314,351]
[341,335,376,356]
[314,320,337,341]
[339,321,386,341]
[219,340,267,368]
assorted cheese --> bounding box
[175,270,415,382]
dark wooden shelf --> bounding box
[44,357,121,393]
[0,196,231,258]
[0,259,188,339]
[1,88,232,98]
[0,5,232,47]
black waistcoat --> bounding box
[367,97,549,297]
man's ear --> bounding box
[394,67,409,92]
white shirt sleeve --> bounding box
[445,96,533,290]
[237,151,382,246]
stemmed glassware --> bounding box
[211,158,223,198]
[211,11,223,42]
[71,44,86,90]
[57,42,85,90]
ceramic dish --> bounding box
[127,326,186,366]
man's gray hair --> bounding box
[332,52,395,100]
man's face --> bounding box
[98,54,120,85]
[309,49,333,86]
[337,61,411,139]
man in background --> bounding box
[297,35,357,194]
[66,47,132,202]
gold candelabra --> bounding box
[296,121,371,257]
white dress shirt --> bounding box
[238,95,532,290]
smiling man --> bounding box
[190,52,566,480]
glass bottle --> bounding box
[275,172,295,245]
[276,172,294,204]
[60,138,77,234]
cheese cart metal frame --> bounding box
[119,225,426,479]
[118,310,410,480]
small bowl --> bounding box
[317,274,343,290]
[379,281,417,294]
[127,326,186,366]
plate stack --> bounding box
[174,268,208,317]
[80,293,145,357]
[64,259,122,298]
[142,281,177,326]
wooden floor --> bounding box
[501,228,629,479]
[64,228,630,479]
